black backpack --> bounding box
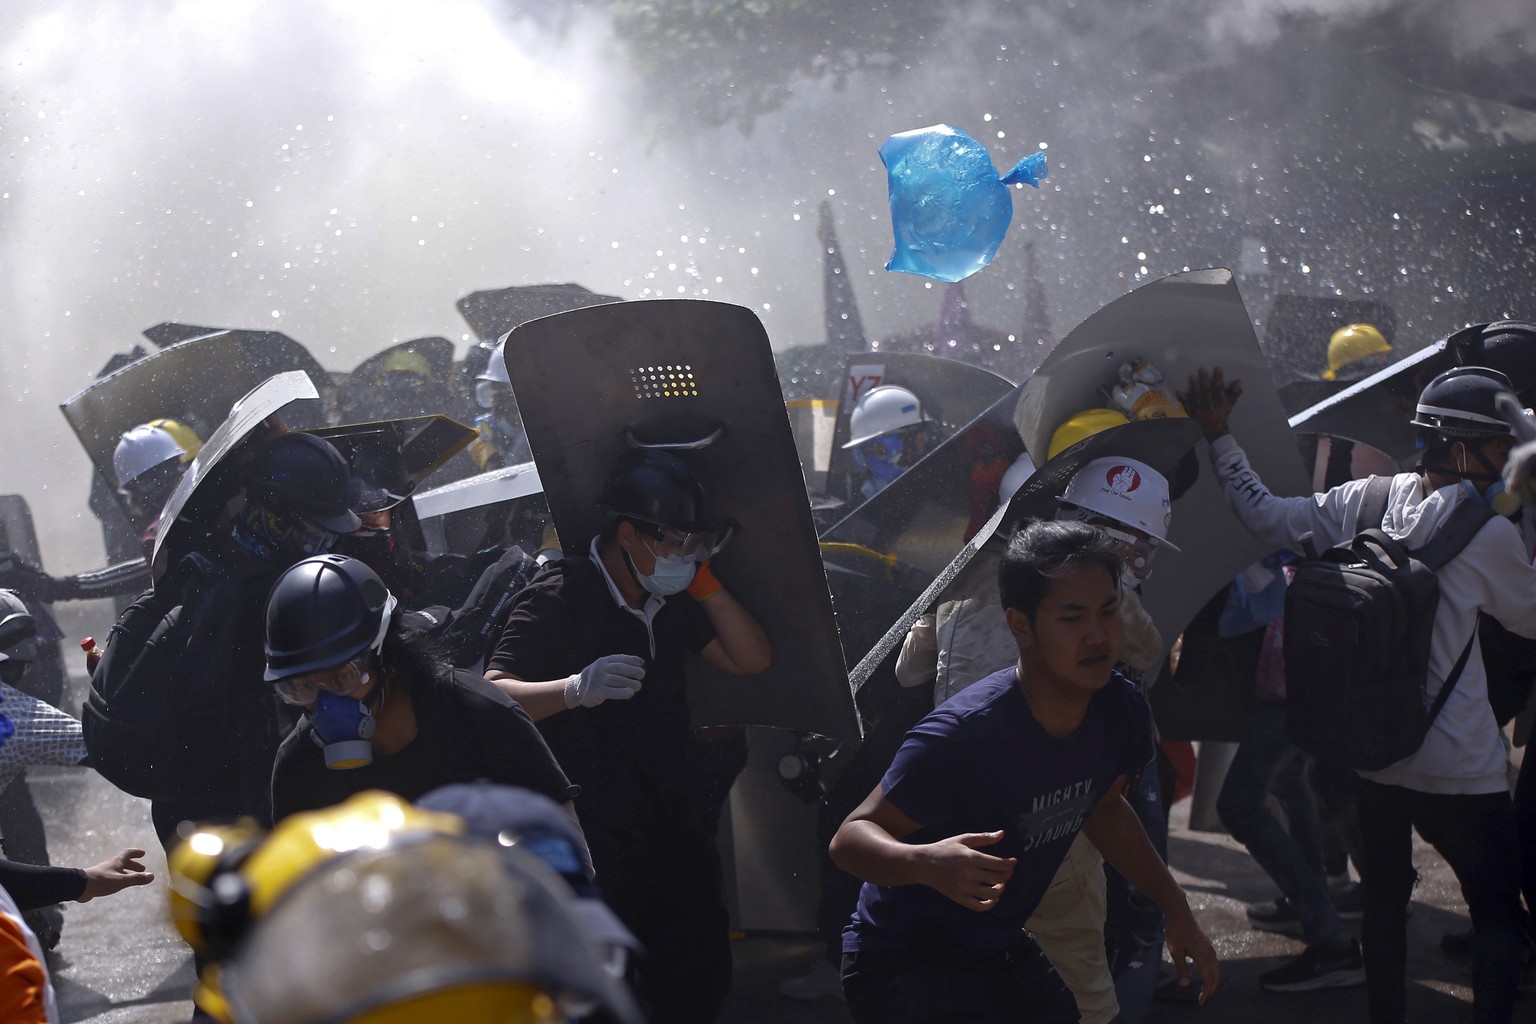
[1283,476,1494,771]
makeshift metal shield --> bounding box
[505,299,857,743]
[150,372,323,578]
[819,380,1028,672]
[60,330,330,491]
[822,352,1017,509]
[455,283,623,343]
[846,416,1203,693]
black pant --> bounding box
[588,811,733,1024]
[841,933,1079,1024]
[1357,779,1524,1024]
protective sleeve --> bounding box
[894,613,939,689]
[0,862,85,912]
[1208,434,1374,552]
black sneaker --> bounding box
[1260,941,1367,993]
[1247,895,1303,937]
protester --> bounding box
[831,519,1219,1023]
[1182,363,1536,1023]
[264,554,575,821]
[485,449,771,1023]
[87,430,362,845]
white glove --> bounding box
[564,654,646,709]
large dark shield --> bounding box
[1290,321,1536,462]
[821,353,1017,508]
[455,283,623,343]
[846,417,1203,692]
[60,331,331,491]
[505,299,857,743]
[150,372,323,578]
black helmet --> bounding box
[597,450,712,533]
[1411,366,1517,444]
[0,589,36,665]
[336,433,415,514]
[242,433,363,534]
[1443,320,1536,402]
[264,555,396,682]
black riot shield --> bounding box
[822,353,1016,508]
[504,299,857,743]
[150,372,323,578]
[60,330,331,491]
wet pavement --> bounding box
[27,640,1518,1023]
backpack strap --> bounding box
[1426,629,1478,730]
[1357,475,1394,532]
[1414,492,1496,571]
[1415,491,1495,729]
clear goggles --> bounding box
[1100,525,1161,581]
[637,523,718,564]
[273,656,372,706]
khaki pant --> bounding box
[1026,833,1117,1024]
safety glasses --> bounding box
[273,657,371,706]
[640,525,716,563]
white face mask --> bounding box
[635,538,697,596]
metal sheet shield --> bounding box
[60,331,331,487]
[504,299,857,743]
[150,371,321,577]
[846,416,1202,694]
[822,352,1017,510]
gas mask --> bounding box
[851,435,908,499]
[232,501,337,562]
[310,688,377,770]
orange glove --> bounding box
[687,560,722,602]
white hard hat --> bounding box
[842,384,931,449]
[1058,457,1179,551]
[476,334,511,386]
[113,424,185,488]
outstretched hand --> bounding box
[1165,909,1221,1006]
[78,848,155,902]
[1177,367,1243,441]
[918,831,1016,912]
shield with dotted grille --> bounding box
[503,299,858,742]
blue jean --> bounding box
[1105,763,1167,1023]
[1216,701,1349,949]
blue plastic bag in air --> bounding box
[879,124,1049,283]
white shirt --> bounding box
[1210,433,1536,794]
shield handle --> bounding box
[623,424,727,451]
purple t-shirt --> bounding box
[843,667,1154,956]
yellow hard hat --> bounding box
[376,347,434,383]
[1323,323,1391,380]
[148,418,204,462]
[221,832,642,1023]
[347,984,561,1024]
[1047,408,1131,460]
[240,791,462,920]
